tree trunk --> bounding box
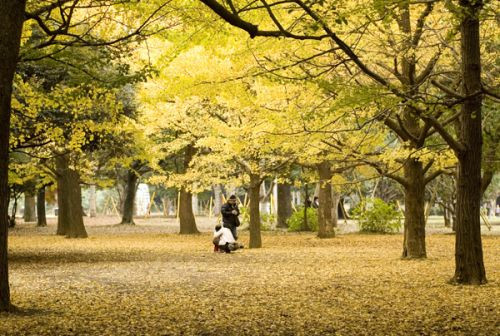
[23,193,36,222]
[302,183,309,231]
[443,206,451,228]
[179,187,199,234]
[179,145,199,234]
[249,175,262,248]
[276,183,292,228]
[317,162,335,238]
[121,170,138,225]
[402,160,427,258]
[213,184,222,215]
[23,192,36,223]
[36,187,47,227]
[162,197,169,216]
[453,2,486,284]
[9,197,17,228]
[88,185,97,217]
[0,0,28,308]
[56,154,87,238]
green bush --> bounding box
[260,213,275,231]
[238,205,250,227]
[287,207,318,232]
[352,198,402,233]
[238,206,275,230]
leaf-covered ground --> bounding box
[2,219,499,335]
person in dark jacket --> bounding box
[221,195,240,240]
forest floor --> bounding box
[2,218,499,335]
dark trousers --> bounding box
[219,243,239,253]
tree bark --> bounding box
[276,183,292,228]
[179,145,199,234]
[0,0,27,311]
[9,197,17,228]
[36,187,47,227]
[249,174,262,248]
[453,1,486,284]
[317,162,335,238]
[402,159,427,258]
[56,154,87,238]
[23,193,36,222]
[179,187,199,234]
[88,185,97,218]
[213,184,222,216]
[121,170,138,225]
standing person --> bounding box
[221,195,240,240]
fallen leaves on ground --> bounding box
[2,220,499,335]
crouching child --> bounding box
[213,224,243,253]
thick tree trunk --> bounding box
[317,162,335,238]
[0,0,27,311]
[23,193,36,222]
[276,183,292,228]
[453,2,486,284]
[56,155,87,238]
[402,160,427,258]
[88,185,97,218]
[179,187,199,234]
[36,188,47,227]
[121,170,138,225]
[249,175,262,248]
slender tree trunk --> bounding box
[162,197,169,216]
[121,170,138,225]
[213,184,222,216]
[179,187,199,234]
[317,162,335,238]
[302,183,309,231]
[277,183,292,228]
[453,1,486,284]
[249,175,262,248]
[0,0,26,311]
[56,154,87,238]
[56,157,70,236]
[88,185,97,218]
[443,206,451,228]
[179,145,199,234]
[36,187,47,227]
[23,193,36,222]
[9,197,17,228]
[402,160,427,258]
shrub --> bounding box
[287,207,318,232]
[237,206,275,230]
[352,198,402,233]
[260,213,275,231]
[238,205,250,228]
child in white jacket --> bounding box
[213,224,241,253]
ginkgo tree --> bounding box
[198,0,498,284]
